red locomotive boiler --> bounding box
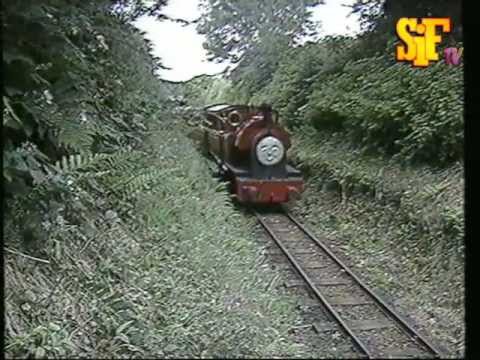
[199,103,304,204]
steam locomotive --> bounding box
[197,103,304,204]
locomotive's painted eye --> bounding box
[256,136,285,166]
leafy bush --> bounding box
[3,0,169,200]
[182,74,232,107]
[295,44,463,165]
[248,43,327,125]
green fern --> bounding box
[57,120,96,152]
[53,153,110,174]
[111,167,177,200]
[98,150,146,173]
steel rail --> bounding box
[283,210,443,358]
[255,211,372,358]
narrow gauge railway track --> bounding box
[255,209,443,359]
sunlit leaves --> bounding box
[198,0,322,63]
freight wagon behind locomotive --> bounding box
[199,103,304,204]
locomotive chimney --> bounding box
[259,103,273,127]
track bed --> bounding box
[255,209,443,359]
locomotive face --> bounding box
[256,136,285,166]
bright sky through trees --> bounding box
[134,0,361,82]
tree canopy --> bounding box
[197,0,322,63]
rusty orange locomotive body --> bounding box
[200,103,304,204]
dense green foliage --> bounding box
[247,37,363,123]
[182,74,232,107]
[4,1,305,358]
[2,0,180,249]
[303,54,463,164]
[3,0,168,199]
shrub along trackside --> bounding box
[301,55,463,166]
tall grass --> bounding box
[5,120,304,358]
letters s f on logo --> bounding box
[396,18,451,67]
